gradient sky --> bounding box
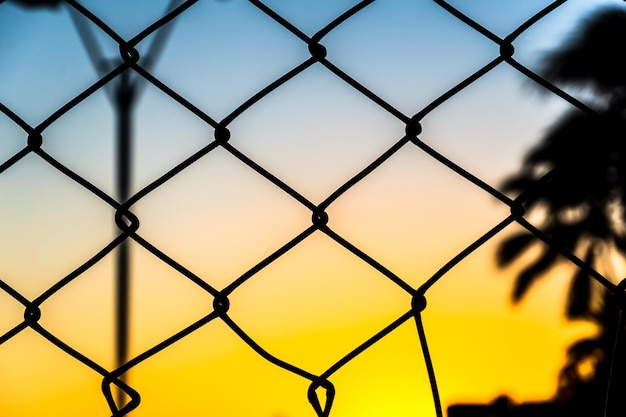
[0,0,620,416]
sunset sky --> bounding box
[0,0,620,416]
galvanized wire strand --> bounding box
[127,0,196,48]
[130,233,220,296]
[220,58,318,127]
[505,0,568,42]
[248,0,311,43]
[135,0,189,76]
[25,321,141,415]
[32,235,127,305]
[113,310,221,377]
[0,279,32,344]
[409,136,514,207]
[516,217,618,292]
[311,0,376,42]
[65,0,127,45]
[433,0,502,45]
[0,102,32,131]
[321,226,415,294]
[36,64,128,132]
[34,148,120,208]
[415,312,443,417]
[0,322,29,345]
[413,57,505,121]
[319,310,415,380]
[221,225,318,296]
[319,59,411,123]
[248,0,410,124]
[131,64,220,127]
[125,141,221,206]
[0,147,31,174]
[0,279,30,306]
[221,314,320,382]
[419,216,517,293]
[506,57,599,115]
[222,142,318,211]
[318,135,413,210]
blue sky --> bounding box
[1,0,617,195]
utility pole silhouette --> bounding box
[10,0,183,408]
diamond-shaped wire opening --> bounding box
[442,0,556,39]
[75,0,178,41]
[0,330,111,416]
[328,143,510,289]
[232,65,405,202]
[36,254,115,368]
[43,88,115,195]
[260,0,362,35]
[228,231,411,372]
[133,146,311,288]
[130,319,317,417]
[330,321,434,417]
[131,82,212,195]
[0,3,103,125]
[0,153,115,299]
[419,64,574,187]
[148,0,308,121]
[321,0,496,116]
[127,241,216,359]
[422,222,600,403]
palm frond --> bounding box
[496,233,536,267]
[566,249,595,319]
[539,6,626,93]
[512,248,559,302]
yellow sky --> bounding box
[0,214,597,416]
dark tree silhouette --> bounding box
[497,6,626,416]
[7,0,64,9]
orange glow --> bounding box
[0,164,596,415]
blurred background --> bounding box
[0,0,619,416]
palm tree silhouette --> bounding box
[496,5,626,416]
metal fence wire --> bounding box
[1,0,624,416]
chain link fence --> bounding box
[0,0,622,416]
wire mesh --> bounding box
[0,1,623,416]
